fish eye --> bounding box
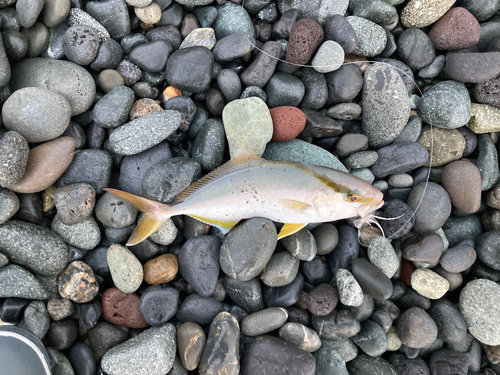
[346,192,361,203]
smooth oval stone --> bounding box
[178,235,220,297]
[459,278,500,345]
[262,251,300,287]
[315,347,349,375]
[241,307,288,336]
[213,2,255,40]
[280,228,317,261]
[139,285,179,327]
[477,134,500,191]
[351,320,388,357]
[62,24,100,65]
[428,7,480,50]
[370,142,428,178]
[279,322,321,352]
[58,261,99,303]
[90,38,123,71]
[0,189,19,224]
[306,283,338,316]
[101,287,148,328]
[109,110,183,155]
[467,103,500,134]
[442,160,481,213]
[85,0,130,40]
[407,182,451,234]
[417,125,465,167]
[266,72,305,108]
[0,220,67,276]
[176,293,223,326]
[335,134,368,158]
[362,63,410,148]
[262,272,304,308]
[411,269,449,299]
[443,52,500,84]
[143,253,178,285]
[300,68,328,110]
[165,46,213,93]
[351,258,393,300]
[213,31,254,62]
[11,58,96,116]
[397,307,438,349]
[311,309,361,341]
[312,40,344,74]
[101,324,176,375]
[177,322,205,371]
[90,321,128,363]
[326,224,359,273]
[240,41,281,88]
[0,131,29,187]
[129,41,172,73]
[402,232,444,264]
[241,336,315,375]
[224,277,264,314]
[220,218,277,281]
[66,343,96,375]
[48,318,78,351]
[418,81,471,130]
[47,298,74,321]
[269,106,307,142]
[0,264,50,299]
[217,69,242,101]
[428,299,467,345]
[397,28,436,71]
[367,237,399,279]
[2,87,71,143]
[476,231,500,271]
[301,256,332,285]
[93,86,135,129]
[311,223,338,256]
[222,97,273,158]
[95,192,138,229]
[346,16,387,57]
[263,139,347,172]
[336,268,364,307]
[107,244,143,294]
[324,14,356,54]
[51,214,100,251]
[401,0,454,28]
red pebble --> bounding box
[286,19,324,66]
[102,287,149,329]
[270,106,307,141]
[428,7,481,51]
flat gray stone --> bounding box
[0,264,50,299]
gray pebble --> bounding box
[315,347,349,375]
[192,119,226,171]
[393,116,422,143]
[224,276,264,314]
[241,307,288,336]
[0,264,50,299]
[213,2,255,40]
[279,322,321,352]
[107,244,143,294]
[397,27,436,70]
[344,151,378,169]
[18,300,50,339]
[62,24,100,66]
[68,8,110,42]
[367,236,399,278]
[280,228,317,261]
[42,0,71,28]
[262,251,300,287]
[16,0,44,29]
[240,41,281,88]
[266,72,305,108]
[54,183,96,225]
[0,189,19,224]
[336,268,364,307]
[0,131,28,187]
[85,0,130,40]
[300,68,328,110]
[351,320,388,357]
[93,86,135,129]
[47,348,75,375]
[476,134,500,191]
[51,214,101,251]
[476,231,500,271]
[346,16,387,57]
[350,168,375,184]
[371,142,428,178]
[95,192,138,229]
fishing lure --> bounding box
[105,150,384,246]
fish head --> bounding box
[312,170,384,222]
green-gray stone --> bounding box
[240,86,267,102]
[262,251,299,287]
[351,168,375,184]
[476,134,500,191]
[0,265,50,299]
[443,215,482,248]
[346,16,387,57]
[222,97,273,158]
[266,72,305,108]
[350,0,397,24]
[418,80,471,129]
[107,244,143,294]
[263,139,348,172]
[344,151,378,169]
[193,6,217,28]
[192,119,226,171]
[224,277,264,314]
[314,347,349,375]
[213,2,255,40]
[47,348,75,375]
[18,300,50,339]
[241,307,288,336]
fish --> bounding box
[105,150,384,246]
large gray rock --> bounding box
[0,265,50,299]
[11,58,96,116]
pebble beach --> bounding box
[1,0,500,374]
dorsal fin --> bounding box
[175,150,265,203]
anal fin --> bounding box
[277,223,307,239]
[188,215,239,234]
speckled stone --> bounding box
[180,27,216,50]
[401,0,455,28]
[57,261,99,303]
[276,0,349,27]
[109,110,183,155]
[417,126,465,167]
[367,236,399,278]
[0,189,19,224]
[411,269,449,300]
[335,268,364,307]
[0,131,29,187]
[0,220,68,276]
[467,103,500,134]
[107,244,143,294]
[213,2,255,40]
[68,8,110,42]
[222,97,273,158]
[51,214,101,251]
[101,324,176,375]
[0,265,50,299]
[47,298,74,321]
[346,16,387,57]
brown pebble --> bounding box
[58,261,99,303]
[134,2,161,24]
[101,287,149,329]
[402,232,444,264]
[306,283,338,316]
[397,306,438,348]
[269,106,306,142]
[143,253,178,285]
[7,137,76,193]
[163,86,182,102]
[177,322,206,371]
[428,7,480,51]
[42,185,57,212]
[286,19,324,67]
[441,159,482,214]
[400,258,415,286]
[486,183,500,210]
[129,98,163,121]
[181,14,200,38]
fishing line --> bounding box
[237,6,435,241]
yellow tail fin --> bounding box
[104,188,172,246]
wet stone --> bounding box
[224,277,264,314]
[165,46,213,93]
[240,41,281,88]
[220,218,277,281]
[262,251,300,287]
[311,309,361,341]
[322,338,359,363]
[351,257,393,300]
[306,283,338,316]
[351,320,388,357]
[144,253,178,284]
[58,261,99,303]
[90,38,122,72]
[266,72,305,108]
[278,322,321,352]
[139,285,179,327]
[262,273,304,308]
[176,293,223,326]
[48,318,78,351]
[51,214,100,251]
[312,223,338,256]
[344,151,378,169]
[407,182,451,233]
[326,224,359,274]
[54,183,96,225]
[241,336,315,375]
[115,59,142,86]
[428,7,480,51]
[397,28,436,71]
[217,69,242,102]
[101,324,176,375]
[18,299,49,339]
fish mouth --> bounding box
[356,198,384,219]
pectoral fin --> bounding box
[278,199,311,212]
[277,223,307,239]
[188,215,239,234]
